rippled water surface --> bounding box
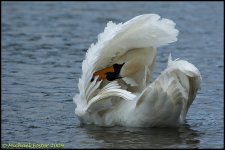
[2,2,224,149]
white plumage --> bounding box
[73,14,201,127]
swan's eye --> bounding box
[113,63,125,74]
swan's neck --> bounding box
[117,47,156,91]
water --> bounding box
[2,2,224,149]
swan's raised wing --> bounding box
[74,14,179,116]
[135,55,201,126]
[95,14,179,70]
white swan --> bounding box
[73,14,201,127]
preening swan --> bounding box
[73,14,201,127]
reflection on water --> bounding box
[80,123,201,149]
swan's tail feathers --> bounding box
[135,56,201,125]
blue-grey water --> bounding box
[2,2,224,149]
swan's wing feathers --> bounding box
[135,55,201,124]
[95,14,179,69]
[81,14,179,72]
[167,56,201,122]
[75,14,180,124]
[85,81,136,113]
[135,74,185,126]
[76,14,178,110]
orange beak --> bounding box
[92,66,115,81]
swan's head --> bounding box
[91,63,125,82]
